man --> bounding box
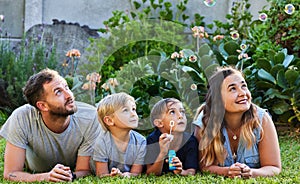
[0,68,102,182]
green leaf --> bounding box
[255,81,275,89]
[285,70,299,85]
[223,41,239,55]
[181,49,194,58]
[270,64,284,77]
[282,54,294,68]
[265,88,290,100]
[271,100,290,115]
[204,64,219,79]
[256,58,272,72]
[258,69,276,84]
[267,50,276,62]
[277,70,288,89]
[200,55,214,70]
[181,66,196,73]
[182,14,189,21]
[130,12,136,19]
[274,52,285,65]
[133,1,141,9]
[162,90,180,99]
[198,44,212,57]
[252,96,262,104]
[226,55,239,65]
[218,43,228,58]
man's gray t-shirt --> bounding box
[92,130,146,173]
[0,101,102,172]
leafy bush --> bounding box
[0,31,58,121]
[85,0,205,91]
[197,0,300,126]
[85,0,300,128]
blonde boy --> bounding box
[92,92,146,177]
[145,98,198,175]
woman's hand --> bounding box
[235,163,252,178]
[227,163,242,178]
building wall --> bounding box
[0,0,269,38]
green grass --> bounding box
[0,135,299,183]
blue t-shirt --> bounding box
[92,130,146,173]
[145,129,198,174]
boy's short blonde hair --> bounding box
[150,98,181,127]
[97,92,135,131]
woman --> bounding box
[193,66,281,178]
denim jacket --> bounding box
[222,106,265,168]
[193,105,266,168]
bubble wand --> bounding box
[168,120,176,170]
[167,120,174,141]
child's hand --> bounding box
[121,172,131,178]
[170,156,183,175]
[159,133,171,155]
[110,167,121,177]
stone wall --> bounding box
[22,20,99,67]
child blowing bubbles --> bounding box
[92,92,146,177]
[145,98,198,176]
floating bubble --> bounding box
[0,15,4,22]
[285,4,295,15]
[189,55,197,63]
[240,44,248,51]
[190,84,197,91]
[230,30,239,40]
[203,0,216,7]
[258,13,268,22]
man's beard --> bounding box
[48,101,78,117]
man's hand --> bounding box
[47,164,72,182]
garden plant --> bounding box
[0,0,299,182]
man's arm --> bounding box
[3,142,72,182]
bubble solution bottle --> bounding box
[168,150,176,170]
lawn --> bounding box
[0,135,299,183]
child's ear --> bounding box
[103,115,114,126]
[154,119,164,128]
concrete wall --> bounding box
[0,0,24,38]
[0,0,269,38]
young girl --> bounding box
[193,66,281,178]
[92,92,146,177]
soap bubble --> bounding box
[240,44,248,51]
[258,13,268,22]
[0,15,4,22]
[285,4,295,15]
[230,30,239,40]
[203,0,216,7]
